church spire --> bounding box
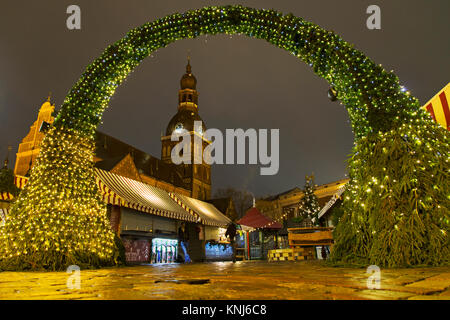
[178,56,198,110]
[180,56,196,90]
[186,52,192,74]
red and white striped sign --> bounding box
[14,176,28,189]
[0,192,13,201]
[423,82,450,131]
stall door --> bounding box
[187,222,206,262]
[249,231,262,260]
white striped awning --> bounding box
[11,169,229,226]
[318,184,347,219]
[96,174,122,206]
[95,168,197,223]
[169,192,232,228]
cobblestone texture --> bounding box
[0,261,449,300]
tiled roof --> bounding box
[94,131,188,190]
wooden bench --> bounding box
[287,227,334,255]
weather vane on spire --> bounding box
[186,49,192,73]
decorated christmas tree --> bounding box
[294,175,321,227]
[0,128,118,271]
[330,123,450,267]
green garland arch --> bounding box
[1,5,448,270]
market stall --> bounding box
[238,207,282,260]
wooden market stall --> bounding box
[238,207,282,260]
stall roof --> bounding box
[95,169,197,223]
[169,192,232,228]
[238,207,282,229]
[11,169,230,227]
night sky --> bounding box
[0,0,448,197]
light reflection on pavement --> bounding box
[0,261,449,300]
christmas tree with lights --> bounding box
[330,123,450,267]
[295,175,321,227]
[0,128,118,271]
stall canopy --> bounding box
[95,168,197,223]
[238,207,282,229]
[169,192,232,228]
[9,169,231,227]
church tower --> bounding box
[14,96,55,176]
[161,59,211,200]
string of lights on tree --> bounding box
[0,129,117,270]
[292,175,321,227]
[0,5,448,270]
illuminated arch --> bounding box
[55,6,426,138]
[1,5,448,270]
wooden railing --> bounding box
[288,227,334,248]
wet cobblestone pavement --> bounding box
[0,261,449,300]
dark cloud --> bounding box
[0,0,448,196]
